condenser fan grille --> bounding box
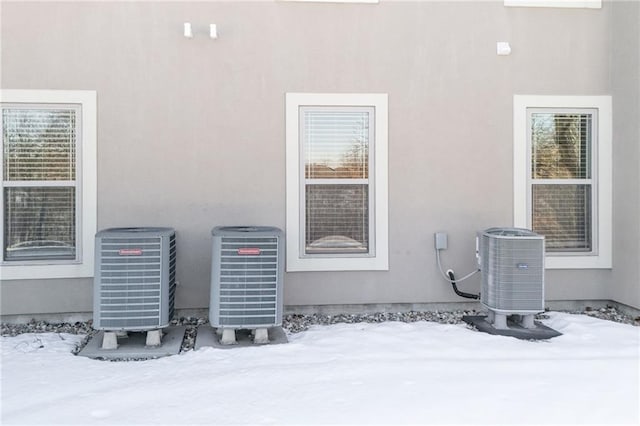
[210,227,284,328]
[93,228,176,330]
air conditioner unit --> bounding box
[478,227,544,329]
[209,226,284,331]
[93,227,177,331]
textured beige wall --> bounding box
[1,1,635,316]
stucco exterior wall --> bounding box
[610,0,640,310]
[1,1,636,316]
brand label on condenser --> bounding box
[119,248,143,256]
[237,248,261,255]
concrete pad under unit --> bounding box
[195,326,288,350]
[78,326,186,360]
[462,315,562,340]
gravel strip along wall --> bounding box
[2,306,638,356]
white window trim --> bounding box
[286,93,388,271]
[513,95,612,269]
[505,0,601,8]
[0,89,97,280]
[280,0,379,4]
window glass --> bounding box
[304,110,369,179]
[305,184,369,254]
[3,187,76,261]
[2,106,79,262]
[301,107,372,256]
[531,113,591,179]
[529,110,594,253]
[532,184,591,252]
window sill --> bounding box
[286,254,388,272]
[545,254,611,269]
[280,0,379,3]
[505,0,601,8]
[0,262,94,280]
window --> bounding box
[514,95,611,269]
[0,90,96,280]
[504,0,601,8]
[286,93,388,271]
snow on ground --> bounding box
[1,312,639,425]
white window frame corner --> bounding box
[513,95,611,269]
[285,93,388,272]
[0,89,97,280]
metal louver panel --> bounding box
[479,228,545,314]
[93,228,176,331]
[210,226,284,328]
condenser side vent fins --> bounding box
[478,227,545,330]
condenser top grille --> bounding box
[483,227,540,238]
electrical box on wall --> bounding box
[434,232,448,250]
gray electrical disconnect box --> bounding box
[434,232,448,250]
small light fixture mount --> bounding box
[496,42,511,56]
[184,22,193,38]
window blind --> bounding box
[532,184,591,251]
[305,184,369,254]
[302,108,372,255]
[530,111,594,252]
[3,108,76,181]
[304,111,369,179]
[531,113,591,179]
[2,106,78,262]
[3,187,76,260]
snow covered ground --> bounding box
[1,312,638,425]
